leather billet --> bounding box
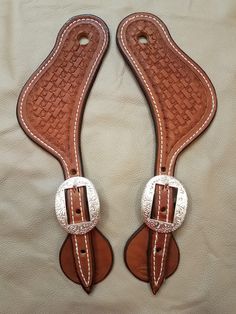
[17,15,113,293]
[117,12,217,294]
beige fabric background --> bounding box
[1,0,236,313]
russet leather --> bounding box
[117,12,217,294]
[17,15,113,293]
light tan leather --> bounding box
[117,12,217,294]
[17,15,113,293]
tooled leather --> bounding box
[24,23,100,160]
[17,15,113,293]
[117,13,217,294]
[22,21,101,290]
[122,19,213,165]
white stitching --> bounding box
[120,14,165,290]
[71,18,107,287]
[73,22,106,174]
[19,17,107,287]
[71,190,89,285]
[120,14,215,289]
[120,20,164,176]
[153,188,170,287]
[71,189,91,286]
[78,190,91,284]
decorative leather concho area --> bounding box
[117,12,217,294]
[17,15,113,294]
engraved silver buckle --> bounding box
[141,175,188,233]
[55,176,100,235]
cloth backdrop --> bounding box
[0,0,236,313]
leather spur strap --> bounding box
[117,13,217,294]
[17,15,113,293]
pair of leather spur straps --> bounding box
[17,12,216,294]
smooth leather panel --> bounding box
[125,225,179,282]
[60,228,113,285]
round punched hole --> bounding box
[160,206,166,213]
[70,169,77,175]
[78,36,89,46]
[138,35,148,44]
[76,208,81,215]
[161,166,166,172]
[80,249,86,256]
[156,247,162,254]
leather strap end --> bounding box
[60,227,113,290]
[124,225,179,290]
[147,186,179,293]
[148,232,171,294]
[149,232,180,294]
[60,187,113,291]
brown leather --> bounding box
[17,15,113,293]
[117,12,217,294]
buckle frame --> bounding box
[141,175,188,233]
[55,176,100,235]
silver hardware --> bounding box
[141,175,188,233]
[55,176,100,235]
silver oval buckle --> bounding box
[55,176,100,235]
[141,175,188,233]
